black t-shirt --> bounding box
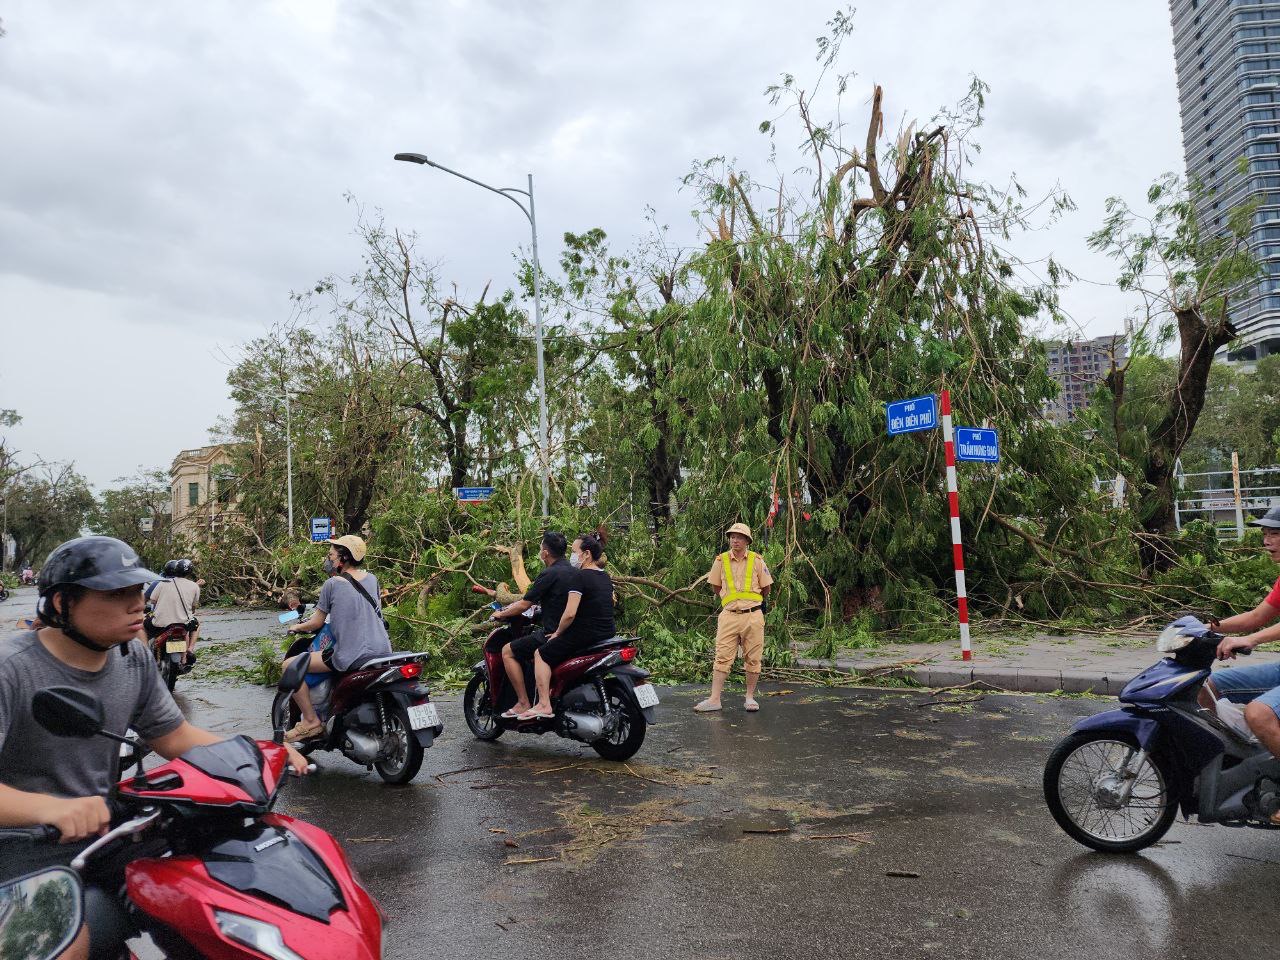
[523,558,577,633]
[564,568,616,645]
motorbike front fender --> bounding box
[1071,708,1163,750]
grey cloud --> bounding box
[0,0,1184,486]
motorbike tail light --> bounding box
[400,663,422,679]
[620,646,637,662]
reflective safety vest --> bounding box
[719,551,763,608]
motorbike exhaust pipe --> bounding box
[342,729,381,764]
[560,711,605,743]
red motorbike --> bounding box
[462,604,659,761]
[1,683,382,959]
[279,635,442,784]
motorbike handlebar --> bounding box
[0,825,61,843]
[0,795,130,847]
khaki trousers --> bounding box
[714,608,765,673]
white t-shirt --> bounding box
[150,578,200,627]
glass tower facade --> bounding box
[1171,0,1280,360]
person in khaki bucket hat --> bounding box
[694,522,772,712]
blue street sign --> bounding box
[886,395,938,436]
[309,517,332,542]
[454,486,495,503]
[955,427,1000,463]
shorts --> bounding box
[1209,662,1280,719]
[538,632,592,669]
[506,629,546,661]
[714,608,765,673]
[321,646,337,670]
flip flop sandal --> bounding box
[693,700,723,712]
[744,699,761,712]
[500,709,525,719]
[518,710,554,721]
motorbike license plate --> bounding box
[406,703,440,730]
[165,640,187,654]
[634,683,660,708]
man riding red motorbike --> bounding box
[0,536,309,959]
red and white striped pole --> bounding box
[939,390,971,661]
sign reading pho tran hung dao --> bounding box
[955,427,1000,463]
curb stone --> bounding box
[797,657,1113,696]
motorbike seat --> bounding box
[354,651,424,671]
[577,636,638,655]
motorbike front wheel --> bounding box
[463,673,504,741]
[1043,731,1178,853]
[591,679,647,762]
[374,705,425,785]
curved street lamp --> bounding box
[394,152,550,519]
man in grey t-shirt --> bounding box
[283,534,391,741]
[0,537,309,957]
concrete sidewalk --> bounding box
[796,628,1280,694]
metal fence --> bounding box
[1096,460,1280,540]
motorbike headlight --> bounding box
[214,911,306,960]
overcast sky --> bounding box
[0,1,1183,489]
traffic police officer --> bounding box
[694,522,772,713]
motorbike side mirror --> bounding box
[278,654,309,693]
[0,867,84,960]
[32,687,105,739]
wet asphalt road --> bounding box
[170,678,1280,960]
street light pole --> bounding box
[284,391,294,536]
[394,152,550,518]
[256,389,295,537]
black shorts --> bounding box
[538,633,591,668]
[506,629,546,661]
[321,646,337,670]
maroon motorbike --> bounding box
[279,635,442,784]
[461,607,659,761]
[149,623,190,693]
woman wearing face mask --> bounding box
[281,535,392,742]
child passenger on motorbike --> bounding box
[1201,506,1280,779]
[521,533,616,720]
[0,536,309,960]
[282,534,391,742]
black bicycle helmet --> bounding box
[172,558,194,578]
[161,559,178,577]
[38,536,160,652]
[1248,505,1280,529]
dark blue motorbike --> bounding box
[1044,617,1280,853]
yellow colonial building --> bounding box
[170,445,241,538]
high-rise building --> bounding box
[1044,335,1128,423]
[1171,0,1280,361]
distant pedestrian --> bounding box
[694,522,772,713]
